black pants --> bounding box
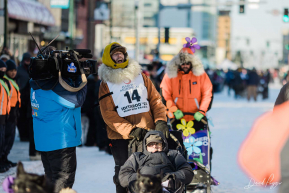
[28,118,37,156]
[0,124,5,159]
[84,112,97,146]
[17,107,30,141]
[41,147,77,193]
[110,139,129,193]
[2,121,16,158]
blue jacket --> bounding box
[30,78,87,152]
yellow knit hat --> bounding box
[102,42,129,69]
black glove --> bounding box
[162,173,177,190]
[129,127,147,141]
[155,120,169,138]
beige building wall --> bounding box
[217,12,231,63]
[38,0,62,27]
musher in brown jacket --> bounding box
[98,42,168,193]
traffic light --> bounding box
[283,8,289,23]
[164,27,170,43]
[239,0,245,14]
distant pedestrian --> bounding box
[262,69,270,99]
[232,69,243,99]
[247,68,259,101]
[225,69,234,96]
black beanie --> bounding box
[0,60,7,68]
[6,60,16,71]
[22,52,31,61]
[110,44,126,56]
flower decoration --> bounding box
[165,100,178,119]
[176,119,195,137]
[183,37,201,53]
[183,136,202,156]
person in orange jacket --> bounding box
[2,60,21,169]
[160,37,213,131]
[0,60,11,173]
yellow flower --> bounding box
[176,119,195,137]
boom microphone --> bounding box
[73,49,91,55]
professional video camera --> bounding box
[28,33,97,81]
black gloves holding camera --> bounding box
[129,127,147,141]
[155,120,169,139]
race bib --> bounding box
[107,74,150,117]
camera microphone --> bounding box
[73,49,91,55]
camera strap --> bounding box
[58,73,87,92]
[58,51,87,92]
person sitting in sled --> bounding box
[119,130,194,193]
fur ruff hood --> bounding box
[98,59,142,84]
[59,188,77,193]
[166,51,205,78]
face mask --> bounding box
[0,71,5,79]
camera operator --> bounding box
[29,46,87,193]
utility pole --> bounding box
[135,0,141,62]
[4,0,8,48]
[69,0,74,49]
[157,0,161,59]
[187,0,191,27]
[87,0,95,54]
[110,0,113,41]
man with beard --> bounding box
[0,60,11,172]
[160,46,213,132]
[98,42,167,193]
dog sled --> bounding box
[167,112,219,193]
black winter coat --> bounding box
[119,130,194,188]
[247,71,259,86]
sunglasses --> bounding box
[147,142,162,148]
[181,63,191,66]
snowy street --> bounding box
[0,86,282,193]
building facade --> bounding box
[0,0,59,62]
[216,10,231,65]
[95,26,194,62]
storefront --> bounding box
[0,0,56,62]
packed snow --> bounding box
[1,86,282,193]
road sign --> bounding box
[51,0,69,9]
